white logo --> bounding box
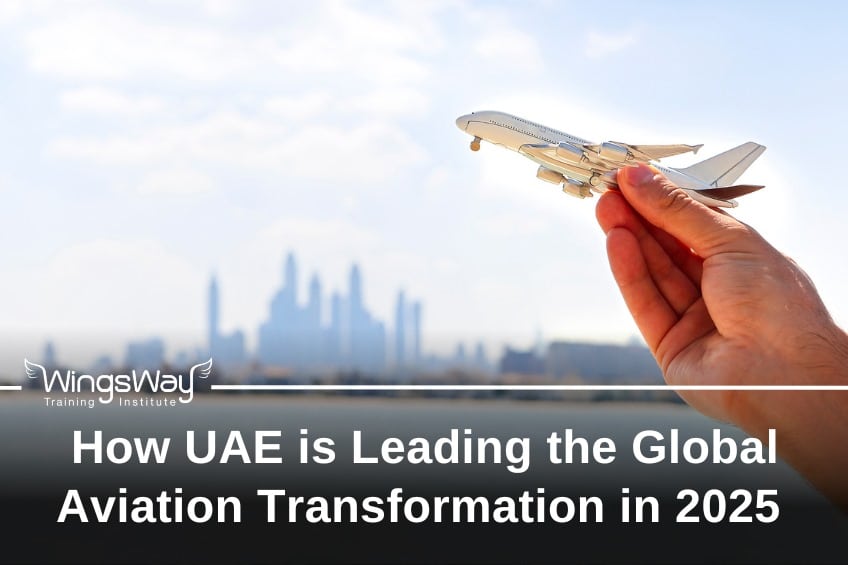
[24,358,213,405]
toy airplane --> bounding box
[455,110,766,208]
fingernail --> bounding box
[622,164,656,186]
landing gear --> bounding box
[470,136,481,152]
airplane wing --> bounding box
[522,141,703,171]
[585,142,704,162]
[519,143,596,170]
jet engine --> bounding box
[598,142,632,163]
[562,179,592,199]
[536,166,565,185]
[555,142,585,164]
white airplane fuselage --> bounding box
[456,110,727,200]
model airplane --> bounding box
[455,110,766,208]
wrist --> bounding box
[792,321,848,385]
[756,321,848,508]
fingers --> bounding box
[596,190,701,315]
[604,226,678,353]
[616,164,758,258]
[645,223,703,284]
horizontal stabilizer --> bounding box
[696,184,765,200]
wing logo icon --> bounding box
[24,359,46,383]
[190,358,213,380]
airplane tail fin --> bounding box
[678,141,766,187]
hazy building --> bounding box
[208,276,219,355]
[499,347,544,375]
[546,341,662,383]
[258,252,304,367]
[392,290,423,371]
[454,342,467,366]
[90,355,113,375]
[208,274,246,369]
[473,341,490,373]
[410,301,421,365]
[125,338,165,370]
[345,264,386,373]
[329,291,344,364]
[394,290,406,367]
[43,341,57,368]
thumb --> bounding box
[617,164,758,257]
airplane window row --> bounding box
[492,119,557,144]
[519,120,577,143]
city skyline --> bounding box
[9,247,509,380]
[35,250,431,376]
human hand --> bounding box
[595,163,848,507]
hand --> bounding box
[595,163,848,508]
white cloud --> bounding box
[0,0,24,25]
[49,112,427,185]
[266,2,440,86]
[473,27,543,71]
[346,86,430,115]
[21,1,444,88]
[49,112,280,165]
[60,87,165,115]
[584,29,638,59]
[263,92,332,121]
[198,0,240,18]
[24,9,262,81]
[3,238,202,334]
[461,5,544,73]
[269,122,427,183]
[474,212,550,237]
[137,167,214,195]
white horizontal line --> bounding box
[0,385,22,391]
[211,384,848,392]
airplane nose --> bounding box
[455,114,472,131]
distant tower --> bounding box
[284,252,297,306]
[410,301,421,365]
[394,290,406,367]
[349,264,362,313]
[307,273,322,328]
[208,274,219,353]
[455,343,467,365]
[330,292,342,334]
[330,291,344,361]
[44,341,57,367]
[534,326,546,358]
[474,342,487,369]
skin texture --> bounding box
[595,163,848,509]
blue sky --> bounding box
[2,1,847,372]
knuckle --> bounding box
[656,186,694,215]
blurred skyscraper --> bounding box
[346,264,386,373]
[393,290,423,372]
[43,341,57,368]
[208,274,246,369]
[473,341,489,371]
[394,291,406,367]
[410,300,422,365]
